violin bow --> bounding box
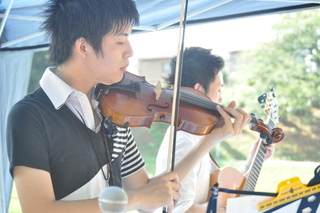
[163,0,188,212]
[166,0,234,174]
[165,1,236,212]
[166,0,188,174]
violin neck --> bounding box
[180,91,259,126]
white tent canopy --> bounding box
[1,0,320,50]
[1,0,320,212]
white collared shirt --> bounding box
[40,67,101,132]
[155,128,217,212]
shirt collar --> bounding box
[40,67,75,109]
[40,67,103,131]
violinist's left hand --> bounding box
[248,137,276,161]
[241,137,276,174]
[265,144,276,160]
[204,101,252,145]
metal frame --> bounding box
[0,1,45,48]
[0,13,44,48]
[1,31,45,48]
[0,0,13,39]
[157,0,233,30]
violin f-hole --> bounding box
[147,103,170,112]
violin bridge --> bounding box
[154,81,162,100]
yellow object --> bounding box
[258,176,320,211]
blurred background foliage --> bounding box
[219,9,320,163]
[227,9,320,124]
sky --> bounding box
[128,13,282,72]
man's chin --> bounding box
[115,72,125,84]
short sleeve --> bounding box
[120,127,145,177]
[7,102,50,177]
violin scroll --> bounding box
[271,127,284,143]
[249,119,284,144]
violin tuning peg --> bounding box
[266,138,273,144]
[250,113,256,117]
[260,132,267,139]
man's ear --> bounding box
[194,83,202,91]
[74,37,88,58]
[194,83,206,94]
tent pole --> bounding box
[157,0,233,30]
[1,31,45,48]
[0,0,14,39]
[0,14,43,22]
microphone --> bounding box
[98,186,128,213]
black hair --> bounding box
[165,47,224,93]
[41,0,140,66]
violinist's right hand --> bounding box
[124,170,181,213]
[204,101,251,146]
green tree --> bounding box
[229,9,320,125]
[222,9,320,161]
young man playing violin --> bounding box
[6,1,183,212]
[155,47,275,213]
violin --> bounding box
[96,71,284,144]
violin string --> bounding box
[140,81,258,125]
[179,90,219,110]
[178,90,258,125]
